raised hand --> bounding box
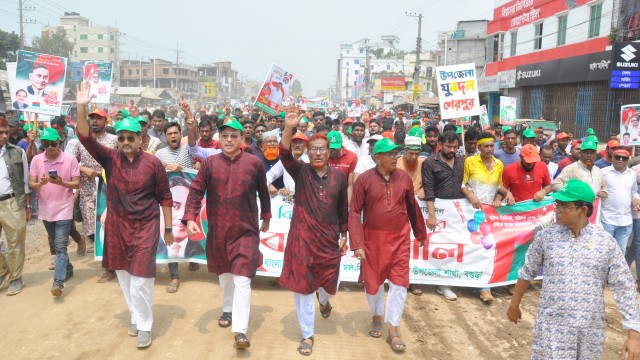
[76,81,93,105]
[284,107,301,129]
[179,97,191,114]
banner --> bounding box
[95,170,601,287]
[436,63,481,119]
[621,104,640,146]
[254,64,294,116]
[500,96,517,125]
[11,50,67,115]
[84,61,113,104]
[204,82,217,98]
[381,77,405,91]
[480,104,490,129]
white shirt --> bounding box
[0,144,31,196]
[266,154,309,193]
[342,139,369,159]
[187,143,222,161]
[64,138,80,156]
[546,161,558,180]
[601,166,640,226]
[354,154,376,175]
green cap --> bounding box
[586,128,595,136]
[522,128,536,138]
[551,179,595,203]
[118,109,130,117]
[502,125,512,131]
[277,111,286,119]
[136,115,148,124]
[586,135,598,143]
[218,119,244,133]
[348,126,353,134]
[114,117,142,133]
[581,139,598,151]
[23,124,35,132]
[456,126,462,134]
[301,117,309,123]
[40,128,61,142]
[327,130,343,149]
[408,127,423,138]
[373,138,400,155]
[60,112,67,117]
[19,114,25,121]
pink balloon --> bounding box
[479,222,492,236]
[470,231,482,245]
[481,234,494,250]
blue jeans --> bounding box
[42,219,73,287]
[626,219,640,281]
[602,222,633,254]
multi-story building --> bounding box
[119,58,199,95]
[42,12,120,83]
[403,51,438,95]
[197,61,238,101]
[485,0,640,137]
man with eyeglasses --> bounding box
[350,137,426,352]
[76,82,174,348]
[183,115,271,350]
[553,139,607,198]
[74,107,118,283]
[28,128,80,297]
[508,178,640,359]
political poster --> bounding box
[381,77,405,91]
[11,50,67,116]
[500,96,517,125]
[84,61,113,104]
[621,104,640,146]
[436,63,481,119]
[480,104,490,129]
[254,64,294,116]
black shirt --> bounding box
[421,151,464,201]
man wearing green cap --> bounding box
[327,130,357,202]
[28,128,80,297]
[519,128,537,148]
[76,81,174,348]
[182,103,271,349]
[553,138,607,198]
[350,137,427,352]
[507,179,640,359]
[586,127,596,137]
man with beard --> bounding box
[278,112,348,356]
[557,139,581,172]
[312,111,326,127]
[76,82,173,348]
[74,108,118,283]
[192,119,217,170]
[494,129,520,167]
[257,130,285,196]
[155,122,197,293]
[267,131,309,196]
[539,145,559,180]
[350,137,427,352]
[327,130,358,201]
[499,144,552,203]
[138,111,161,154]
[551,131,571,162]
[423,126,439,156]
[553,139,607,198]
[183,115,271,350]
[246,123,266,156]
[343,121,368,158]
[354,135,382,182]
[242,120,255,146]
[148,110,168,149]
[368,120,381,137]
[594,139,619,169]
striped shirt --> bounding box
[155,145,194,170]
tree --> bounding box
[289,79,303,96]
[0,29,20,70]
[31,27,74,58]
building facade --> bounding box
[119,59,199,95]
[197,61,238,101]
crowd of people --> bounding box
[2,84,640,358]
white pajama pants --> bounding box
[294,288,331,339]
[219,273,252,334]
[365,281,407,327]
[116,270,155,332]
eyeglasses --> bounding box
[555,203,580,211]
[614,155,630,161]
[309,147,328,154]
[41,140,59,148]
[220,133,240,140]
[380,151,399,158]
[117,135,136,143]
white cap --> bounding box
[404,136,422,148]
[367,134,383,143]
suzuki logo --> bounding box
[622,44,637,62]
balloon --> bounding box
[481,234,494,250]
[466,219,479,232]
[470,231,482,245]
[473,211,486,224]
[479,222,492,236]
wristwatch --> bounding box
[164,227,173,233]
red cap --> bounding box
[613,146,631,157]
[381,131,394,140]
[88,108,107,118]
[556,132,570,140]
[291,132,309,143]
[606,139,620,148]
[343,118,354,124]
[571,139,582,147]
[521,144,541,163]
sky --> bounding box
[0,0,495,95]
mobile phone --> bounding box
[48,170,58,179]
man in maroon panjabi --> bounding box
[350,137,427,353]
[278,113,349,356]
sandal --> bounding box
[188,263,200,271]
[316,292,333,319]
[297,337,314,356]
[409,285,423,296]
[97,271,116,283]
[369,321,382,338]
[218,312,232,328]
[386,334,406,352]
[166,279,180,293]
[234,333,250,349]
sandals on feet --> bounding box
[218,312,232,328]
[386,334,406,352]
[234,333,250,349]
[297,337,314,356]
[369,321,382,338]
[97,271,116,283]
[316,292,332,318]
[166,279,180,293]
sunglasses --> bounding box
[117,135,136,143]
[41,140,59,148]
[614,155,630,161]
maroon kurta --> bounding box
[277,145,349,295]
[349,167,427,295]
[182,151,271,278]
[77,132,172,278]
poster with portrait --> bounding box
[254,64,294,116]
[11,50,67,116]
[499,96,517,125]
[83,61,113,104]
[621,104,640,146]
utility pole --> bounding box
[174,43,184,93]
[406,12,422,112]
[17,0,35,48]
[345,71,349,100]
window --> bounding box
[110,48,114,53]
[143,69,147,76]
[386,65,391,70]
[73,25,76,31]
[163,68,169,74]
[98,47,104,53]
[98,34,103,40]
[80,34,88,40]
[534,22,543,50]
[80,47,88,53]
[128,69,132,75]
[110,34,114,40]
[557,15,568,45]
[589,4,602,38]
[354,59,359,65]
[510,30,517,56]
[136,69,139,75]
[355,70,360,75]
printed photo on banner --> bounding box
[621,104,640,146]
[499,96,517,125]
[11,50,67,116]
[254,64,293,116]
[435,63,481,119]
[480,105,490,129]
[84,61,113,104]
